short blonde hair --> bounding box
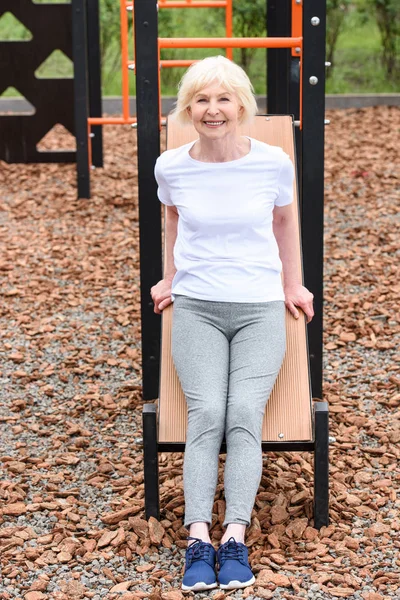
[172,55,258,126]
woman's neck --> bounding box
[190,134,250,163]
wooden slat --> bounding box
[159,115,312,443]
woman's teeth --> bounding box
[204,121,224,126]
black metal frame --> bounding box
[134,0,163,401]
[143,402,329,527]
[136,0,329,529]
[72,0,103,198]
[266,0,291,115]
[87,0,103,168]
[72,0,90,198]
[0,0,75,163]
[301,1,326,400]
[0,0,102,188]
[266,0,301,180]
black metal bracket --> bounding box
[72,0,90,198]
[87,0,103,168]
[313,401,329,529]
[143,404,160,520]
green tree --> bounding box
[99,0,132,88]
[234,0,266,71]
[366,0,400,79]
[326,0,351,77]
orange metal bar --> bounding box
[291,0,302,57]
[160,59,198,67]
[225,0,233,60]
[127,1,227,7]
[120,0,130,121]
[88,117,137,125]
[157,1,228,6]
[128,59,199,68]
[159,37,302,49]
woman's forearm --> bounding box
[164,206,178,280]
[273,210,302,289]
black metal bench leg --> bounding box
[313,401,329,529]
[143,403,160,520]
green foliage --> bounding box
[234,0,266,71]
[325,0,351,77]
[158,6,226,94]
[99,0,132,88]
[361,0,400,80]
[1,1,399,96]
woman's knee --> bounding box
[225,403,264,445]
[188,400,226,432]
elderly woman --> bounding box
[151,56,313,592]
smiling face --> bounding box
[186,83,243,140]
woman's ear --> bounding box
[186,106,192,118]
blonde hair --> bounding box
[172,55,258,126]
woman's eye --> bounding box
[220,98,230,102]
[197,98,207,103]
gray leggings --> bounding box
[172,295,286,529]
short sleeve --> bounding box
[154,155,174,206]
[275,153,295,207]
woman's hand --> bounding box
[150,277,174,314]
[284,283,314,323]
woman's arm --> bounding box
[163,205,178,280]
[273,204,314,323]
[150,205,179,314]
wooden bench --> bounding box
[143,115,329,529]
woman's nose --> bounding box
[207,101,219,115]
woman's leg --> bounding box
[172,296,230,535]
[222,301,286,532]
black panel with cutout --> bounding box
[0,0,75,162]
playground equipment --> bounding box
[134,0,329,528]
[75,0,234,198]
[0,0,103,167]
[0,0,72,162]
[1,0,329,526]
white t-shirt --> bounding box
[155,137,294,303]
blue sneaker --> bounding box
[182,537,218,592]
[217,537,255,590]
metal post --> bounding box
[86,0,103,167]
[134,0,162,400]
[143,404,160,520]
[313,402,329,528]
[266,0,291,113]
[289,57,301,199]
[72,0,90,198]
[301,0,326,399]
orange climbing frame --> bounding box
[87,0,303,166]
[87,0,234,164]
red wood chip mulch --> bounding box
[0,106,399,600]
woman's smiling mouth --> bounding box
[203,121,225,127]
